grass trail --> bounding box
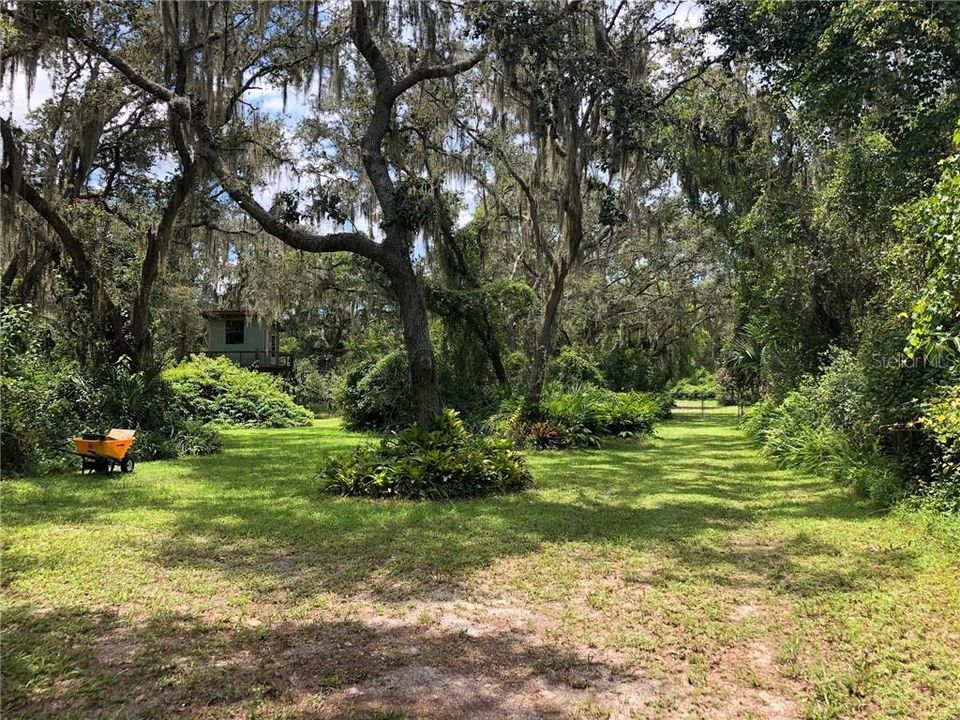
[2,412,958,719]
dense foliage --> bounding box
[741,129,960,508]
[745,344,958,508]
[334,350,414,431]
[900,136,960,358]
[671,369,722,402]
[919,383,960,512]
[1,305,221,474]
[744,367,902,506]
[319,409,532,500]
[502,385,671,449]
[163,356,314,428]
[334,347,503,432]
[548,347,605,387]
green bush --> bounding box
[742,350,929,507]
[501,384,669,449]
[746,386,904,505]
[334,350,413,430]
[1,305,73,473]
[715,366,745,405]
[918,383,960,512]
[292,363,337,416]
[524,420,571,449]
[1,306,221,474]
[134,420,223,460]
[741,395,779,439]
[547,384,668,435]
[1,369,81,474]
[671,368,721,400]
[549,347,604,387]
[335,349,507,431]
[163,355,314,428]
[597,339,660,391]
[67,357,223,461]
[318,409,532,500]
[900,128,960,358]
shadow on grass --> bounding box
[1,602,635,720]
[4,415,918,604]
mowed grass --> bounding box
[2,412,959,719]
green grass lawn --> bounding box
[2,413,958,719]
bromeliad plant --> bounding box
[501,384,671,449]
[318,409,532,500]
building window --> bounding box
[225,319,245,345]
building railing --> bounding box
[204,350,294,373]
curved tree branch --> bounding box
[64,11,392,269]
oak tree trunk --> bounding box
[525,264,568,408]
[392,259,442,425]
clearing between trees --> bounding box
[3,410,958,720]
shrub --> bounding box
[336,349,508,432]
[0,304,73,473]
[747,386,905,505]
[650,391,675,420]
[1,368,81,474]
[506,416,574,449]
[67,357,223,461]
[292,362,337,416]
[548,384,665,435]
[437,365,506,430]
[163,355,314,428]
[899,129,960,358]
[334,350,414,430]
[500,384,668,449]
[715,366,744,405]
[1,306,222,474]
[918,383,960,512]
[525,421,571,448]
[549,347,604,387]
[135,420,223,460]
[597,339,659,391]
[671,368,720,401]
[503,351,530,388]
[319,409,532,500]
[742,351,929,507]
[741,396,779,440]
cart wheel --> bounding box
[120,457,135,474]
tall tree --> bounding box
[28,0,489,424]
[1,5,204,366]
[474,1,711,406]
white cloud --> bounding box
[0,66,55,126]
[247,82,311,122]
[676,0,703,29]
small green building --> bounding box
[203,310,293,375]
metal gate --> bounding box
[671,399,746,419]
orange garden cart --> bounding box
[72,429,136,474]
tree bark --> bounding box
[523,112,585,408]
[1,255,18,298]
[129,161,197,367]
[525,261,569,407]
[392,258,442,425]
